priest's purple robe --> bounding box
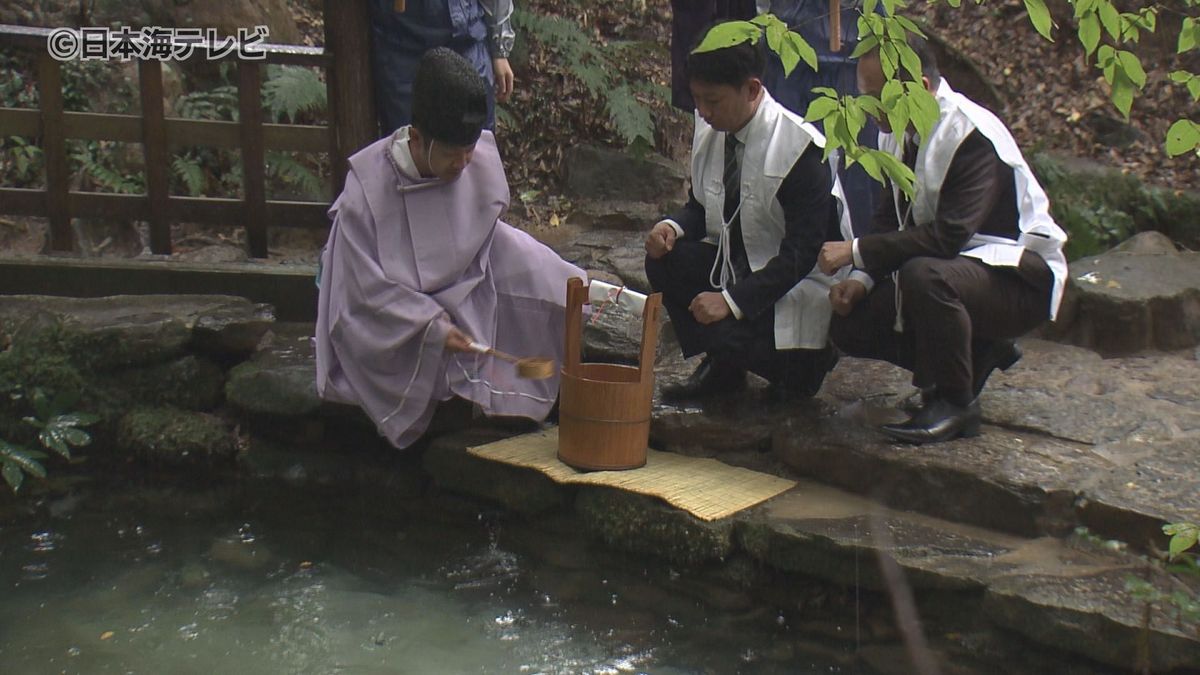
[315,130,585,448]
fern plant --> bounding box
[514,9,658,152]
[263,65,327,124]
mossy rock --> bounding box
[423,429,569,516]
[111,355,226,411]
[225,359,320,417]
[117,407,235,467]
[1031,153,1200,259]
[575,487,734,565]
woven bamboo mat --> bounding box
[467,428,795,521]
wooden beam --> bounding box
[140,60,172,254]
[324,0,377,195]
[0,107,40,136]
[237,61,268,258]
[36,53,72,252]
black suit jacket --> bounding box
[857,129,1023,280]
[669,142,842,320]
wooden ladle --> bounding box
[468,343,555,380]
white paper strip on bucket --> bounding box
[588,280,647,316]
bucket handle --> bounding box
[563,277,662,383]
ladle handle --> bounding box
[468,342,520,364]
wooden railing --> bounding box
[0,20,370,259]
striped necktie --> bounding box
[723,132,741,222]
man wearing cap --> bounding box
[315,48,585,449]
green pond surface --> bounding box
[0,475,863,674]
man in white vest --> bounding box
[817,35,1067,444]
[645,24,855,402]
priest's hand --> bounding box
[829,279,867,317]
[444,327,475,353]
[689,292,731,325]
[645,221,677,259]
[493,58,514,103]
[818,240,854,275]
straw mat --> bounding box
[467,428,795,521]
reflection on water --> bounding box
[0,477,857,674]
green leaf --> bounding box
[898,42,923,82]
[50,412,96,428]
[39,429,71,460]
[1169,527,1199,559]
[765,20,786,55]
[894,16,925,36]
[1170,70,1194,83]
[691,22,761,54]
[1138,8,1156,32]
[812,87,840,98]
[1117,50,1146,88]
[850,35,880,59]
[1074,0,1098,18]
[855,151,883,181]
[1024,0,1055,41]
[906,84,941,140]
[785,32,818,73]
[1180,18,1197,53]
[844,97,867,139]
[1110,70,1135,118]
[1166,119,1200,156]
[864,0,880,15]
[0,443,47,479]
[879,41,899,79]
[823,111,847,155]
[1078,12,1101,56]
[3,462,23,492]
[874,149,915,197]
[59,427,91,448]
[1098,2,1120,40]
[805,95,840,122]
[1190,78,1200,102]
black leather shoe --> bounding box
[897,386,936,415]
[972,339,1022,398]
[881,395,981,444]
[661,357,746,402]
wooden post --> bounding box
[563,277,585,376]
[830,0,842,52]
[637,294,662,384]
[324,0,378,196]
[36,53,72,253]
[238,61,268,258]
[139,60,171,255]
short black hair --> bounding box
[685,23,765,88]
[411,47,488,146]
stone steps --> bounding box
[651,338,1200,555]
[422,430,1200,672]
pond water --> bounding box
[0,474,865,674]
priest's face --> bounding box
[425,140,476,182]
[690,78,762,133]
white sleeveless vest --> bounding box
[692,91,855,349]
[878,79,1068,319]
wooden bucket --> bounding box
[557,277,663,471]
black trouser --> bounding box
[830,252,1053,406]
[645,240,834,394]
